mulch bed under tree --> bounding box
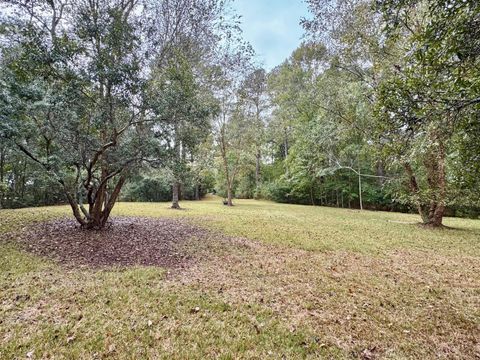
[8,217,213,269]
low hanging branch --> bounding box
[12,135,140,229]
[332,163,393,180]
[317,158,394,211]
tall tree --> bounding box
[212,40,254,206]
[238,67,269,197]
[148,51,214,209]
[0,0,150,228]
[375,0,480,226]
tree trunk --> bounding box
[171,120,182,209]
[20,160,27,202]
[226,186,233,206]
[376,160,385,186]
[65,174,127,230]
[358,169,363,211]
[427,136,446,227]
[0,146,4,184]
[404,155,445,227]
[0,146,4,209]
[171,181,180,209]
[194,183,200,200]
[100,175,126,226]
[404,162,429,223]
[65,192,87,227]
[255,149,261,198]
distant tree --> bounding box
[145,0,236,209]
[148,52,214,209]
[238,68,269,197]
[212,42,254,206]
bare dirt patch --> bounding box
[9,217,212,269]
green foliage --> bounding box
[123,169,214,203]
[373,0,480,223]
[123,174,173,203]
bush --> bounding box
[123,176,172,202]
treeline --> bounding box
[1,0,479,228]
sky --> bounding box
[232,0,310,70]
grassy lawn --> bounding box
[1,196,479,359]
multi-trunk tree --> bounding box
[0,0,233,227]
[212,40,254,206]
[1,0,149,229]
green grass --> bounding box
[112,196,480,256]
[0,250,318,359]
[0,206,67,234]
[1,196,479,359]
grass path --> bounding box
[120,196,480,256]
[1,196,479,358]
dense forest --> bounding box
[1,0,479,227]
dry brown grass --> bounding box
[176,234,480,359]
